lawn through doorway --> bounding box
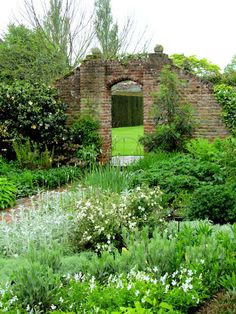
[112,125,144,156]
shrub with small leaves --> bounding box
[71,185,165,252]
[69,116,102,154]
[10,245,61,312]
[187,184,236,224]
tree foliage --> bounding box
[214,84,236,136]
[223,55,236,85]
[171,53,221,82]
[140,66,195,152]
[22,0,94,67]
[0,24,68,83]
[0,80,67,158]
[94,0,150,59]
[94,0,119,59]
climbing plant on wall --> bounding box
[214,84,236,136]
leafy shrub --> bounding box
[0,177,16,209]
[185,137,236,180]
[13,138,54,170]
[76,144,98,167]
[11,246,61,312]
[10,166,81,198]
[0,157,14,175]
[140,106,194,152]
[187,184,236,224]
[69,116,102,153]
[128,154,225,210]
[214,84,236,135]
[1,221,236,313]
[217,137,236,179]
[70,185,164,252]
[0,80,67,158]
[185,138,221,162]
[54,115,102,166]
[140,66,194,152]
[0,191,76,256]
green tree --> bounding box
[171,53,221,82]
[22,0,94,67]
[0,24,67,83]
[94,0,151,59]
[214,84,236,135]
[223,55,236,85]
[94,0,119,59]
[43,0,71,67]
[140,66,195,152]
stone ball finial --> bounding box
[91,47,102,56]
[154,44,164,54]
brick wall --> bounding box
[55,51,228,162]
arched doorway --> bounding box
[110,80,144,158]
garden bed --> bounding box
[0,137,235,313]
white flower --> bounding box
[90,276,96,291]
[153,266,158,273]
[127,283,132,290]
[135,290,140,296]
[188,269,193,276]
[182,283,188,292]
[171,280,177,286]
[59,297,64,303]
[160,272,168,285]
[181,282,193,292]
[165,284,170,293]
[172,270,178,278]
[51,304,56,310]
[145,289,150,296]
[9,296,18,305]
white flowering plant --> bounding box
[70,185,165,252]
[10,262,205,313]
[0,221,235,313]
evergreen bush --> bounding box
[214,84,236,136]
[187,184,236,224]
[0,81,67,159]
[140,66,194,152]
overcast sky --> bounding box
[0,0,236,71]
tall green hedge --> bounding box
[112,95,143,128]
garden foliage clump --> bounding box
[128,137,236,223]
[0,80,102,166]
[0,81,67,159]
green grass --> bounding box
[112,125,144,156]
